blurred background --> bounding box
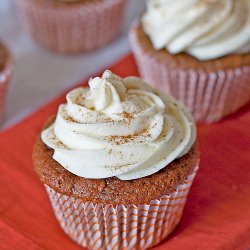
[0,0,145,130]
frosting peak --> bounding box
[83,70,126,112]
[41,71,196,180]
[142,0,250,60]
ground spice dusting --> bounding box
[151,122,157,129]
[47,133,68,150]
[65,116,75,122]
[121,111,134,123]
[74,95,86,106]
[103,117,114,123]
[107,128,151,145]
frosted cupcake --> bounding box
[15,0,128,53]
[130,0,250,123]
[33,70,199,249]
[0,41,12,125]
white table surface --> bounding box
[0,0,145,130]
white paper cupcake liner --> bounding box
[15,0,127,53]
[129,22,250,123]
[45,163,199,250]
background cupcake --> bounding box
[15,0,128,53]
[33,70,199,249]
[0,41,12,125]
[130,0,250,123]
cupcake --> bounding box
[130,0,250,123]
[15,0,128,53]
[0,41,12,126]
[33,70,199,249]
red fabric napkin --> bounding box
[0,55,250,250]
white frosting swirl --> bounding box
[142,0,250,60]
[41,70,196,180]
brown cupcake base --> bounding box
[33,118,199,205]
[129,21,250,123]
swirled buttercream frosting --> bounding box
[142,0,250,60]
[41,70,196,180]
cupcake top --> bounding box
[41,70,196,180]
[142,0,250,61]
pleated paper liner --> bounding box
[15,0,127,53]
[0,44,12,125]
[129,22,250,123]
[45,164,199,250]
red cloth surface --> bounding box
[0,55,250,250]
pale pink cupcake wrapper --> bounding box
[129,22,250,123]
[0,46,12,125]
[45,163,199,250]
[15,0,127,53]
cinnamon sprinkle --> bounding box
[106,128,150,145]
[121,111,134,122]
